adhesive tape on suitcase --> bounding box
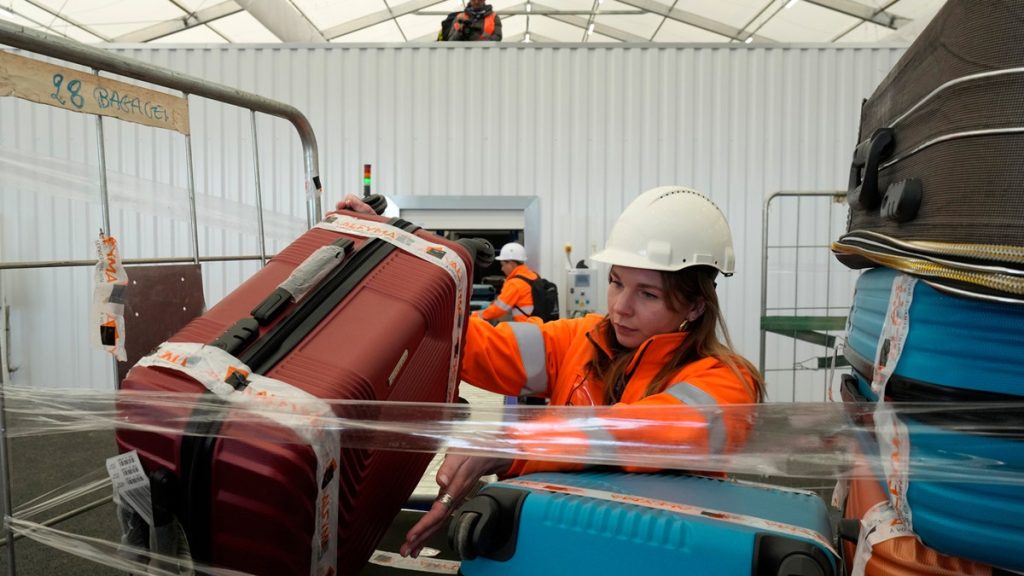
[870,273,915,397]
[136,342,341,576]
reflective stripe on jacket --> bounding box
[479,264,537,322]
[459,314,758,476]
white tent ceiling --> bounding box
[0,0,944,45]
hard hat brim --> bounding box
[591,248,734,274]
[590,248,679,271]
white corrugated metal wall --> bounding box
[0,43,904,400]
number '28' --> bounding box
[50,73,85,109]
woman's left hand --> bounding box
[400,454,509,558]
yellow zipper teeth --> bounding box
[832,244,1024,295]
[842,231,1024,266]
[904,240,1024,265]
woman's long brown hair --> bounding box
[589,266,766,404]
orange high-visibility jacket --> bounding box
[449,10,501,41]
[478,264,537,323]
[460,314,759,476]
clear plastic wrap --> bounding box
[0,382,1021,574]
[2,385,1020,483]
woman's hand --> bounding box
[332,193,375,215]
[400,454,509,558]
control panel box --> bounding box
[566,268,598,317]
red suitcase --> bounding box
[115,211,477,575]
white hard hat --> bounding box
[590,186,735,275]
[496,242,528,262]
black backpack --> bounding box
[512,275,560,322]
[438,11,459,41]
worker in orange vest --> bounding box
[446,0,502,41]
[335,186,765,559]
[476,242,538,323]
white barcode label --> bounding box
[106,450,152,526]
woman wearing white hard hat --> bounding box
[337,187,765,557]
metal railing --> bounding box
[0,22,325,574]
[759,190,852,401]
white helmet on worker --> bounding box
[495,242,528,262]
[590,186,735,275]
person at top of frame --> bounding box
[443,0,502,41]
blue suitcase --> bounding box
[841,368,1024,571]
[845,267,1024,398]
[450,471,839,576]
[470,283,496,312]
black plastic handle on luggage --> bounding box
[250,237,354,326]
[209,317,260,358]
[456,237,495,269]
[448,487,527,562]
[753,533,836,576]
[880,178,922,223]
[240,217,420,375]
[363,194,388,215]
[848,128,894,211]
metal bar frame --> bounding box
[0,22,325,574]
[759,190,848,401]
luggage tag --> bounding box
[106,450,153,526]
[91,231,128,361]
[831,478,849,510]
[368,551,459,574]
[850,501,915,576]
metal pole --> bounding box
[793,197,802,402]
[759,192,777,377]
[824,197,836,400]
[0,496,112,547]
[0,254,270,271]
[0,298,16,575]
[94,102,111,235]
[93,71,119,391]
[184,133,200,266]
[250,111,267,267]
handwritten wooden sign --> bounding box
[0,50,189,135]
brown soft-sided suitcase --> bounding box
[834,0,1024,301]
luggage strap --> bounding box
[870,273,916,528]
[138,343,341,576]
[503,478,839,557]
